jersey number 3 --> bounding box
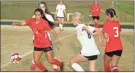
[113,27,119,37]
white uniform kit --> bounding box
[75,24,100,56]
[56,4,66,18]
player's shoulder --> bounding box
[27,18,35,21]
[45,14,52,18]
[76,24,85,29]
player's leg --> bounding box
[44,47,63,71]
[71,54,87,71]
[87,55,98,71]
[88,15,92,25]
[30,36,36,71]
[94,19,99,28]
[88,60,96,71]
[61,18,64,30]
[111,50,122,72]
[104,53,112,72]
[57,17,63,30]
[33,47,48,72]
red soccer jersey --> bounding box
[102,20,123,52]
[90,4,102,16]
[25,18,52,48]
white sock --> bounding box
[72,63,84,72]
[59,24,63,30]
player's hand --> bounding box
[12,22,17,26]
[100,40,106,48]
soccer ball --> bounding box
[10,53,22,64]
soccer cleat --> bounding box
[30,61,36,71]
[60,62,64,71]
[44,69,48,72]
[111,66,118,72]
[53,68,60,72]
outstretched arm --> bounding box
[12,21,27,26]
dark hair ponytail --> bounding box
[106,8,117,18]
[42,15,56,29]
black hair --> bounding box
[34,8,55,28]
[38,1,54,18]
[34,8,44,16]
[42,16,56,29]
[106,8,117,18]
[38,2,55,29]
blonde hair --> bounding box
[72,12,84,24]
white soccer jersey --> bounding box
[45,14,54,22]
[75,24,100,56]
[56,4,66,17]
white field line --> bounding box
[1,33,75,69]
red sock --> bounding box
[94,23,99,28]
[104,56,110,72]
[52,59,62,66]
[111,66,118,72]
[35,61,47,71]
[104,63,110,72]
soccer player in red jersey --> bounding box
[12,8,63,72]
[101,8,123,72]
[89,0,104,28]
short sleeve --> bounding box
[90,5,93,11]
[99,5,102,10]
[102,21,109,33]
[118,22,122,32]
[89,26,95,33]
[76,24,84,35]
[63,5,66,10]
[45,14,54,22]
[43,20,52,31]
[25,18,32,25]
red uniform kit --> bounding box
[90,4,102,17]
[25,18,52,48]
[102,20,123,52]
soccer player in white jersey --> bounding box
[71,12,101,71]
[56,0,66,30]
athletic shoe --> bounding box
[60,62,64,71]
[30,61,36,71]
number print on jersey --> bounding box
[113,27,119,37]
[87,32,91,39]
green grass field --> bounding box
[1,0,134,24]
[1,0,134,72]
[1,26,134,72]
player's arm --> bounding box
[50,29,61,49]
[100,32,109,47]
[64,9,66,15]
[12,21,27,26]
[92,28,101,36]
[101,8,105,14]
[83,25,93,34]
[63,5,66,16]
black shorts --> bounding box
[34,47,53,52]
[92,16,100,20]
[84,55,98,61]
[105,50,123,57]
